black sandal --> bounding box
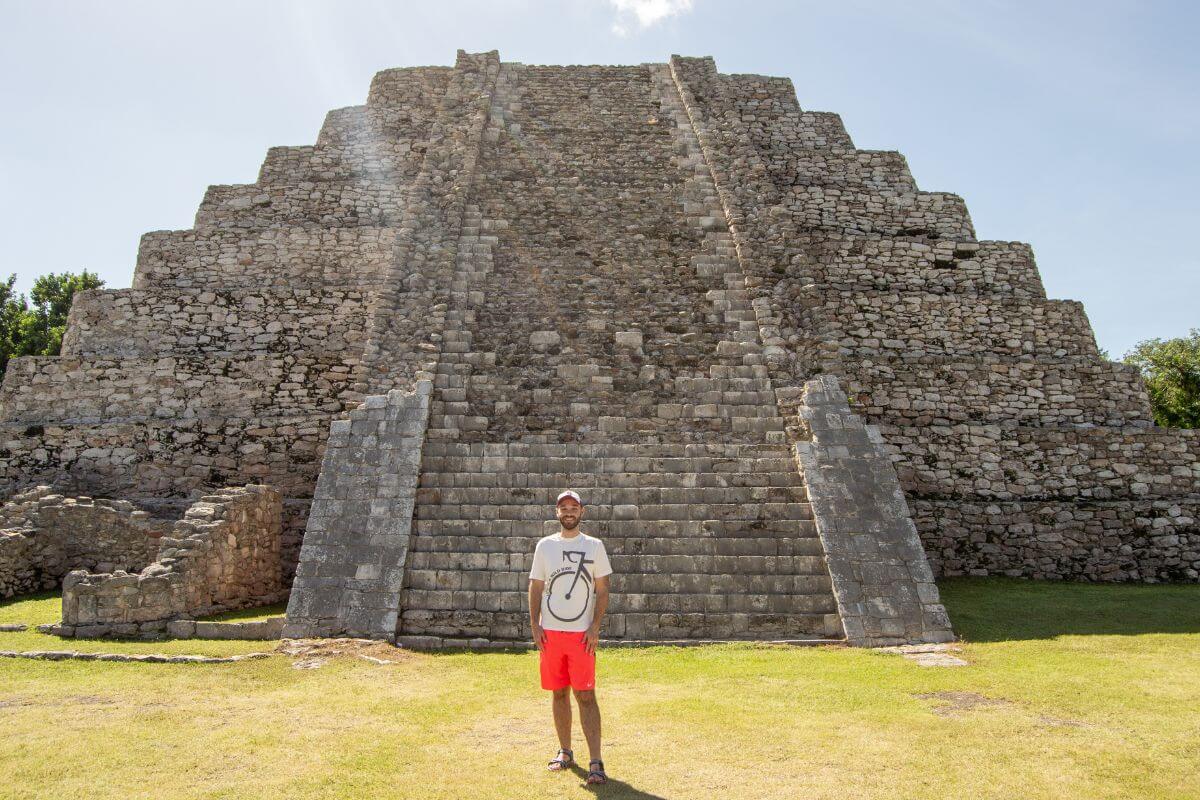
[547,748,574,771]
[586,759,607,785]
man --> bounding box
[528,489,613,785]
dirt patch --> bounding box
[460,711,544,749]
[878,644,969,667]
[0,695,127,710]
[277,638,418,669]
[916,691,1013,717]
[1038,714,1095,729]
[0,697,36,709]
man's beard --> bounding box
[560,516,580,531]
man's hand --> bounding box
[532,622,547,652]
[584,625,600,655]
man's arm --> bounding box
[584,575,610,655]
[528,578,546,651]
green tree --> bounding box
[22,270,105,357]
[0,275,29,374]
[0,270,105,375]
[1123,329,1200,428]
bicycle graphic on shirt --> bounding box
[546,551,595,624]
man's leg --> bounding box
[552,687,573,751]
[573,689,602,763]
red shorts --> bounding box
[539,629,597,691]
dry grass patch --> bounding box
[0,579,1197,799]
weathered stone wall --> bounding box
[61,287,372,357]
[886,424,1200,500]
[912,499,1200,582]
[0,355,359,423]
[195,181,406,229]
[58,485,283,637]
[809,295,1099,360]
[133,227,396,290]
[839,358,1152,427]
[0,415,325,499]
[790,237,1047,298]
[0,486,166,598]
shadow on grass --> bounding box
[566,763,667,799]
[200,601,288,622]
[938,577,1200,642]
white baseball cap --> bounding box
[556,490,583,507]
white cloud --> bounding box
[609,0,694,36]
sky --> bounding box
[1,0,1196,358]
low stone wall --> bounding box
[783,186,974,240]
[791,236,1046,298]
[912,499,1200,583]
[133,226,396,290]
[814,295,1098,360]
[0,414,329,501]
[883,423,1200,501]
[61,287,372,358]
[59,485,284,637]
[0,486,165,598]
[195,181,406,230]
[838,357,1152,427]
[0,354,360,424]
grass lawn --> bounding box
[201,602,288,623]
[1,578,1198,799]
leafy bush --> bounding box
[0,270,104,374]
[1123,329,1200,428]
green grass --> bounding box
[938,577,1200,641]
[1,579,1197,799]
[0,592,270,657]
[200,602,288,623]
[0,591,60,627]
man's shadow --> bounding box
[567,764,669,799]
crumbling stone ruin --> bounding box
[55,485,284,638]
[0,487,167,598]
[1,51,1196,647]
[0,483,283,636]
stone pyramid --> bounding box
[1,51,1194,647]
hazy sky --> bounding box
[1,0,1196,357]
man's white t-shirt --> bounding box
[529,532,613,633]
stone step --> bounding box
[427,417,788,438]
[413,517,816,539]
[415,485,807,506]
[419,453,799,472]
[413,502,813,522]
[432,401,784,418]
[408,552,829,579]
[399,609,838,640]
[418,471,802,490]
[402,584,836,614]
[409,531,824,556]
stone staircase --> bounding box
[275,53,963,647]
[387,63,842,644]
[398,441,838,645]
